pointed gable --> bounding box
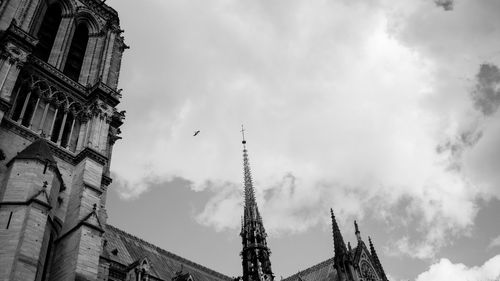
[9,138,66,191]
[14,138,56,164]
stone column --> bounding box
[18,0,43,32]
[98,116,109,152]
[99,29,116,85]
[79,33,103,86]
[0,0,22,30]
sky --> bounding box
[104,0,500,280]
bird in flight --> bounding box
[193,130,200,136]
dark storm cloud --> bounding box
[434,0,454,11]
[471,63,500,116]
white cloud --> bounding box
[489,235,500,249]
[416,256,500,281]
[108,0,500,263]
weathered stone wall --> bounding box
[0,0,125,280]
[0,207,26,280]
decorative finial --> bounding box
[241,124,247,147]
[354,220,361,242]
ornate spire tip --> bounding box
[241,125,247,146]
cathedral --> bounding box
[0,0,388,280]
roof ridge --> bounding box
[105,224,233,281]
[282,257,334,281]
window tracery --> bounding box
[9,74,88,153]
[360,261,378,281]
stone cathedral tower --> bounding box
[239,128,274,281]
[0,0,127,280]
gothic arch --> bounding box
[32,79,51,97]
[47,0,77,17]
[359,260,379,281]
[73,7,102,34]
[49,91,69,109]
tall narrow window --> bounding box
[33,4,62,62]
[21,92,38,127]
[11,83,30,121]
[63,23,89,81]
[6,212,13,229]
[68,119,81,152]
[60,112,74,147]
[50,107,65,142]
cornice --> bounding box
[102,174,112,186]
[88,80,121,107]
[84,183,103,195]
[75,147,108,166]
[0,197,52,210]
[27,56,87,96]
[1,20,38,51]
[0,97,11,111]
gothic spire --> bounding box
[368,237,388,281]
[330,209,348,269]
[241,125,257,212]
[240,126,274,281]
[354,220,361,242]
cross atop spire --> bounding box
[241,124,247,147]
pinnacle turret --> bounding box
[330,209,348,272]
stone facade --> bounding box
[0,0,125,280]
[0,1,388,281]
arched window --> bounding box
[63,23,89,81]
[10,82,31,121]
[33,3,62,62]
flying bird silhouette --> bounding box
[193,130,200,136]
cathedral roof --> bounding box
[282,258,338,281]
[103,224,233,281]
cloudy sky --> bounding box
[104,0,500,280]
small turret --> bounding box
[330,209,348,273]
